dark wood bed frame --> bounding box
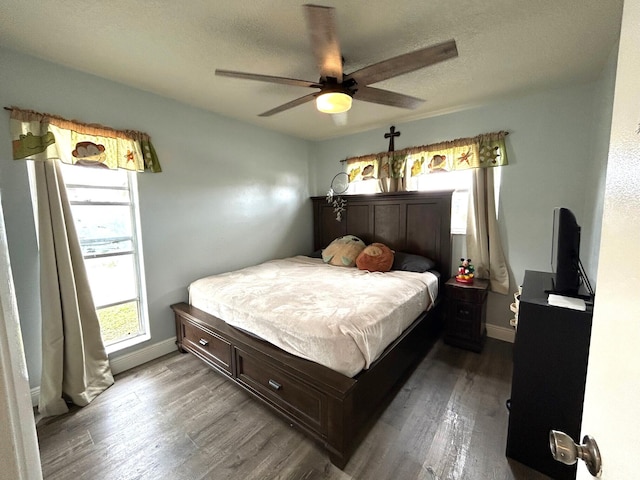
[171,191,452,468]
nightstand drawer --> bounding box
[445,284,488,304]
[447,301,481,340]
[451,301,479,321]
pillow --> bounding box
[356,243,394,272]
[391,252,437,273]
[322,235,366,267]
[307,249,323,259]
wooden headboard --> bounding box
[312,191,453,278]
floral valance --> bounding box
[346,131,507,182]
[7,106,162,172]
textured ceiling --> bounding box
[0,0,624,140]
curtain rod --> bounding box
[4,106,151,140]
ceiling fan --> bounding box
[216,4,458,117]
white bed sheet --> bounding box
[188,255,439,377]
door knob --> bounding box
[549,430,602,477]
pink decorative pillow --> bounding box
[356,243,394,272]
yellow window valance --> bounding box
[7,106,161,172]
[345,130,508,182]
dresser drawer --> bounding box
[235,347,327,435]
[182,319,232,375]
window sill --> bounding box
[105,332,151,355]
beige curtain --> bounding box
[377,153,407,192]
[0,195,43,479]
[378,177,406,192]
[466,168,509,294]
[36,157,113,416]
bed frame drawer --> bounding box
[182,319,232,375]
[235,347,328,435]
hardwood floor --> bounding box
[36,338,551,480]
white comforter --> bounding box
[189,256,439,377]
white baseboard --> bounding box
[487,324,516,343]
[31,336,178,407]
[109,336,177,375]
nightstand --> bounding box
[444,277,490,352]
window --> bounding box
[412,169,471,234]
[347,178,377,195]
[346,169,471,234]
[59,163,150,352]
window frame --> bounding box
[60,164,150,353]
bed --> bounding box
[171,190,452,468]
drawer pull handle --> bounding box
[268,379,282,391]
[198,338,209,347]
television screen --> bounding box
[551,207,581,295]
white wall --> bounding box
[310,81,612,330]
[0,47,313,388]
[580,43,618,288]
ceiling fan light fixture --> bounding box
[316,91,352,114]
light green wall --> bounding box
[0,42,617,388]
[310,75,616,330]
[581,42,618,286]
[0,47,313,388]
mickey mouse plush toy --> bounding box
[456,258,475,283]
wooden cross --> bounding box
[384,126,401,152]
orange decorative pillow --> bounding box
[356,243,394,272]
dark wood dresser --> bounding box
[505,270,593,479]
[444,276,489,352]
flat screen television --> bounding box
[551,207,582,296]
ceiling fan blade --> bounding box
[258,92,317,117]
[216,69,321,89]
[304,4,343,81]
[346,39,458,86]
[355,85,425,109]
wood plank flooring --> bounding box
[36,338,551,480]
